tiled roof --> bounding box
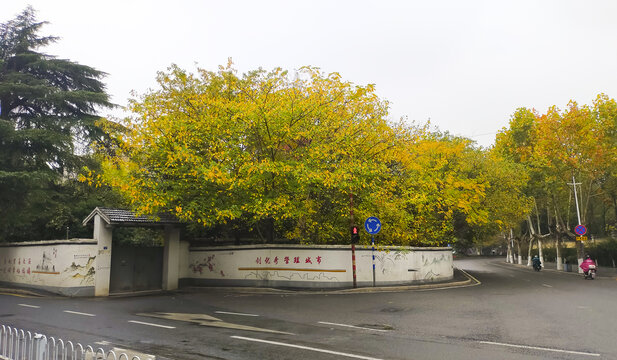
[82,207,180,227]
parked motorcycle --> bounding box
[584,264,597,280]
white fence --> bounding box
[0,325,154,360]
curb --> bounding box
[184,268,479,295]
[0,270,481,298]
[0,288,46,298]
[332,269,478,293]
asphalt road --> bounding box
[1,257,616,360]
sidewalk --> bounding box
[511,260,617,278]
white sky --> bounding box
[5,0,617,147]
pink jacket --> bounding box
[580,258,596,272]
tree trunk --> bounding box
[506,234,512,263]
[538,238,544,268]
[553,206,563,270]
[517,239,522,265]
[510,229,520,264]
[527,237,534,266]
[613,194,617,225]
[555,234,563,271]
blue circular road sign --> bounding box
[575,225,587,236]
[364,217,382,235]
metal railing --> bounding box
[0,325,155,360]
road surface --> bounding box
[1,257,615,359]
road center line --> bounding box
[18,304,40,308]
[231,336,384,360]
[318,321,388,332]
[215,311,259,317]
[128,320,176,329]
[478,341,600,357]
[63,310,95,317]
[542,284,553,288]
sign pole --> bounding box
[372,235,375,287]
[349,192,357,288]
[351,244,357,288]
[569,176,584,273]
[364,216,381,288]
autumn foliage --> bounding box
[87,64,529,246]
[495,94,617,254]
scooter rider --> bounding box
[580,254,596,276]
[532,255,541,269]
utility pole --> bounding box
[568,176,584,273]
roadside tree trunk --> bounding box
[527,236,534,266]
[555,234,563,271]
[538,238,544,268]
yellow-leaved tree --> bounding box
[88,63,528,246]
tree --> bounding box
[94,63,402,243]
[496,96,617,270]
[93,63,523,246]
[0,7,113,241]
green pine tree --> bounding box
[0,7,114,241]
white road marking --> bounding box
[478,341,601,357]
[542,284,553,288]
[215,311,259,317]
[94,340,112,345]
[18,304,40,308]
[318,321,389,332]
[111,347,156,359]
[128,320,176,329]
[63,310,95,317]
[232,335,385,360]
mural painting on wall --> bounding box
[241,254,346,282]
[67,255,96,285]
[190,255,225,277]
[0,247,96,287]
[34,250,58,274]
[422,253,449,280]
[373,250,408,275]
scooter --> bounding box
[584,264,597,280]
[533,262,542,271]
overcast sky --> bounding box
[5,1,617,147]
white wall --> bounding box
[0,239,97,296]
[0,240,453,295]
[185,245,453,288]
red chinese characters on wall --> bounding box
[0,257,32,275]
[254,255,325,267]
